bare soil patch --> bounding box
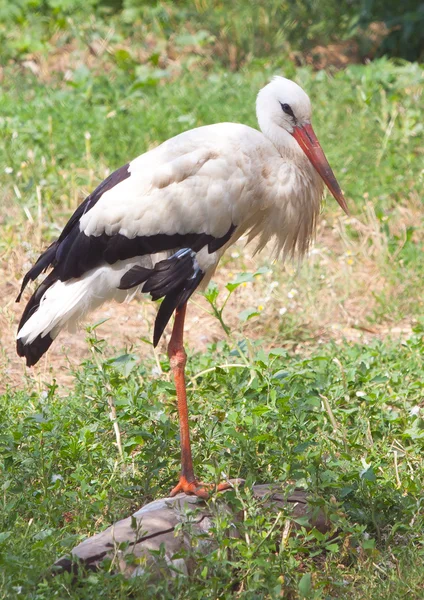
[0,210,412,395]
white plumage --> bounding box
[80,122,316,244]
[17,76,347,367]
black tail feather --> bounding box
[18,243,205,366]
[16,241,59,302]
[17,333,54,368]
[16,272,59,367]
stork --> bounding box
[16,77,348,498]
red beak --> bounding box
[292,123,348,215]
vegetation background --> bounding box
[0,1,423,598]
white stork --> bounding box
[16,76,348,498]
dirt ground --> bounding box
[0,214,413,395]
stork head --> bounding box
[257,76,348,214]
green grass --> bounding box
[2,0,423,66]
[1,7,424,599]
[1,334,424,598]
[1,58,423,323]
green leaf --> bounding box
[360,466,377,482]
[226,268,269,292]
[370,375,389,383]
[108,354,138,377]
[310,527,325,542]
[90,318,110,330]
[238,308,259,322]
[204,282,219,304]
[113,48,134,69]
[0,531,12,544]
[34,528,53,540]
[226,276,253,293]
[362,538,376,551]
[251,404,271,417]
[273,369,289,380]
[268,348,287,357]
[298,572,312,598]
[340,486,355,497]
[293,516,311,527]
[404,418,424,439]
[254,266,270,275]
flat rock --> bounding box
[54,483,330,579]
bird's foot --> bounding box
[169,476,235,499]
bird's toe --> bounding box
[169,476,239,499]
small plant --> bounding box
[203,267,270,336]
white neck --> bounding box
[253,98,323,260]
[257,111,300,158]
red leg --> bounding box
[168,303,231,499]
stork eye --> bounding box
[280,102,295,118]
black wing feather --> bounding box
[56,163,131,244]
[16,163,131,301]
[17,154,237,363]
[153,269,204,346]
[119,266,151,290]
[120,249,205,346]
